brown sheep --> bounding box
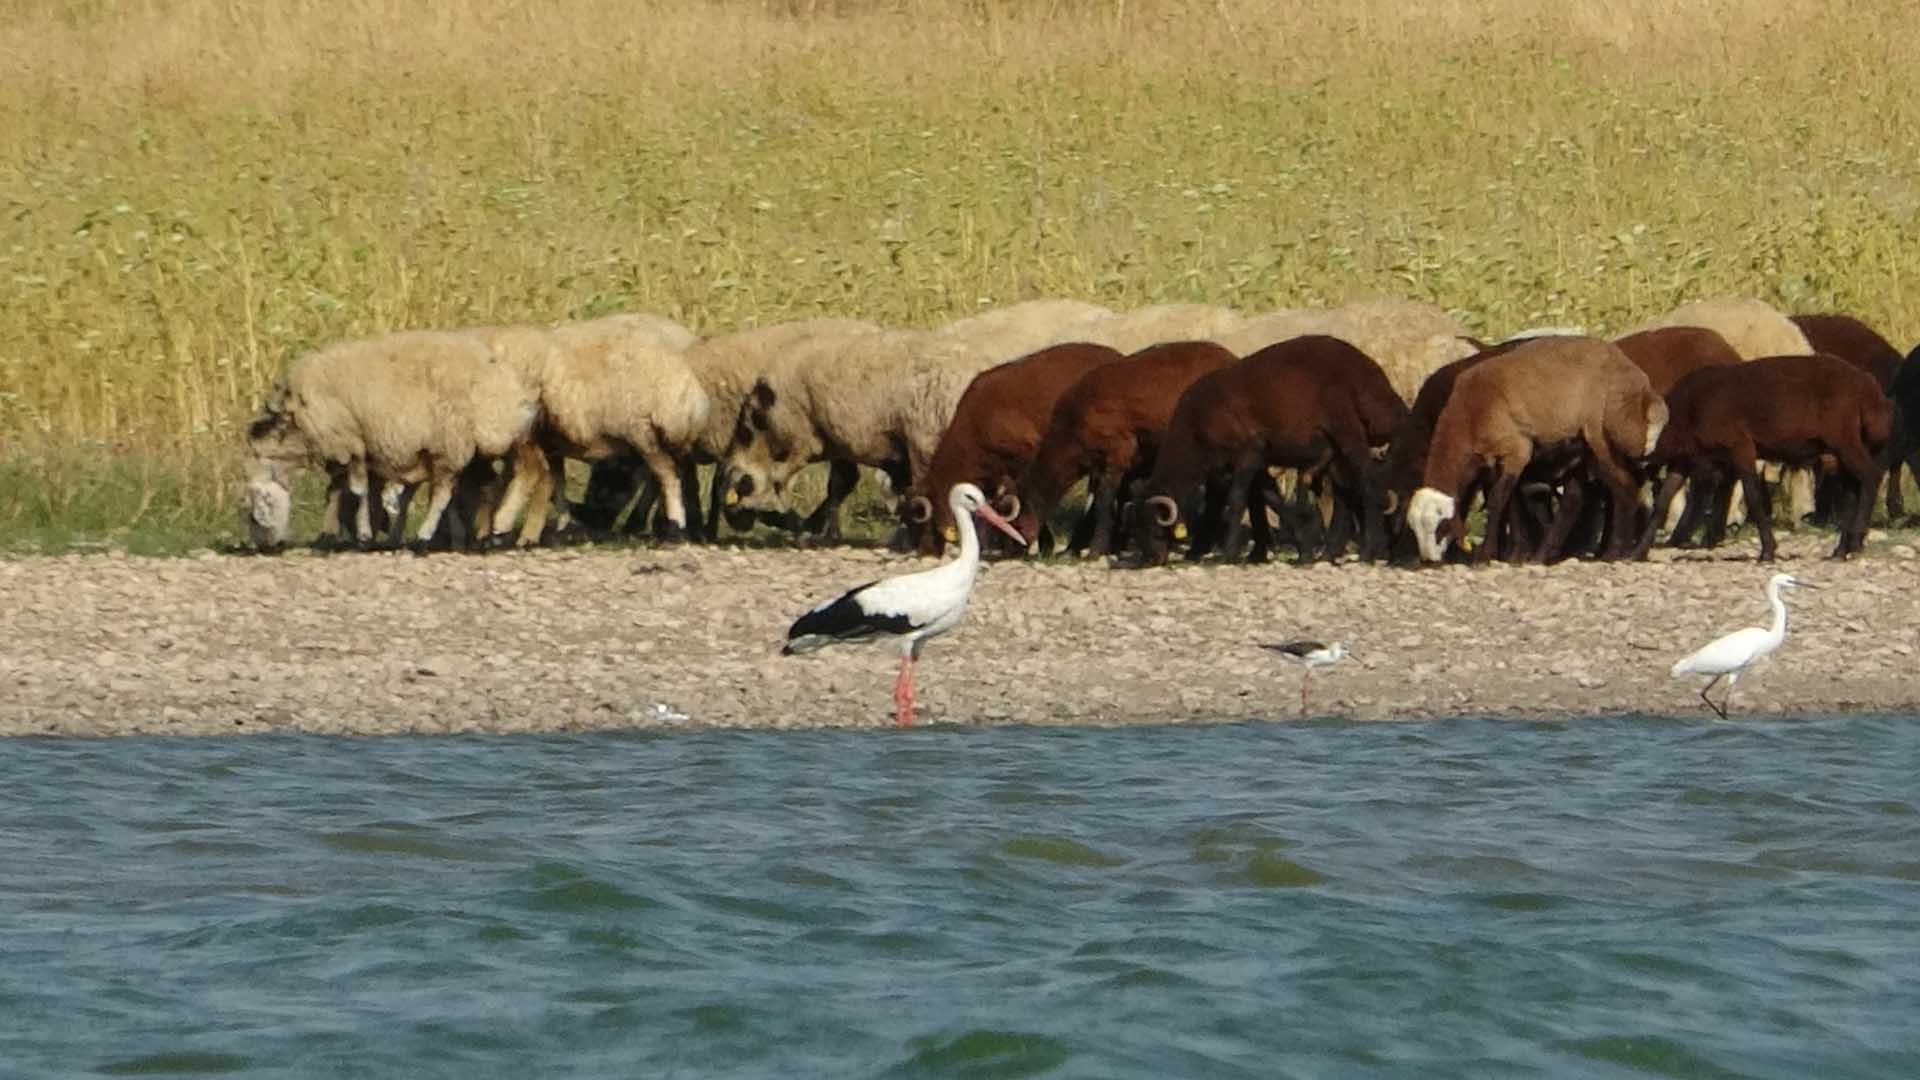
[1789,313,1905,522]
[1407,337,1667,564]
[1011,340,1239,556]
[1613,326,1743,395]
[901,341,1126,555]
[1133,335,1409,566]
[1637,354,1892,562]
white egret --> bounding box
[1670,572,1815,719]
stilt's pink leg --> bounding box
[893,654,915,727]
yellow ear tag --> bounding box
[1172,522,1188,540]
[1458,535,1473,553]
[724,489,741,507]
[941,524,958,543]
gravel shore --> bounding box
[3,533,1916,737]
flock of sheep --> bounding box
[242,296,1920,568]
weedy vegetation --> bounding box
[2,0,1917,552]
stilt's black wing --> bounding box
[1260,639,1326,659]
[784,581,916,654]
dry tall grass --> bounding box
[3,0,1917,547]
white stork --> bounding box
[1259,639,1348,713]
[783,482,1026,726]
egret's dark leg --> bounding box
[1697,673,1727,720]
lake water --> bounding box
[3,716,1917,1078]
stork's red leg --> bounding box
[893,654,915,727]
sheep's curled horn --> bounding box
[1148,494,1180,527]
[995,493,1020,520]
[905,495,932,524]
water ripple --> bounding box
[1,717,1917,1078]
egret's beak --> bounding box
[973,504,1027,546]
[1794,580,1821,589]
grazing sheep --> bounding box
[1011,340,1240,556]
[902,341,1127,555]
[933,299,1116,361]
[577,317,881,540]
[1887,347,1920,523]
[470,324,710,544]
[1638,354,1891,562]
[1218,300,1477,403]
[1132,335,1409,566]
[243,330,541,550]
[1046,303,1243,354]
[720,328,998,542]
[1406,336,1667,564]
[1789,313,1905,522]
[1625,297,1812,361]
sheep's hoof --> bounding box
[406,540,433,557]
[654,522,687,545]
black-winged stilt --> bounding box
[1259,639,1348,713]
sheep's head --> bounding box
[721,378,811,519]
[242,407,304,549]
[1133,493,1189,566]
[1407,486,1457,563]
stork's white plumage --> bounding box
[783,482,1025,726]
[1670,572,1814,719]
[1259,640,1348,713]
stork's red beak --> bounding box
[973,504,1027,547]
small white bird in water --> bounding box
[783,482,1026,727]
[1670,572,1815,720]
[1260,640,1348,713]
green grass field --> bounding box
[3,0,1917,553]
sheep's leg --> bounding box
[1213,465,1259,563]
[1086,471,1122,556]
[626,473,661,537]
[1830,437,1883,558]
[1534,478,1583,564]
[577,460,640,535]
[1246,472,1277,564]
[1634,470,1689,559]
[488,441,548,548]
[802,460,861,542]
[413,465,460,548]
[346,459,374,545]
[702,464,729,541]
[677,459,705,542]
[1478,472,1522,565]
[382,481,413,548]
[1735,465,1776,562]
[635,446,688,541]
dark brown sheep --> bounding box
[900,341,1124,555]
[1790,313,1905,522]
[1132,335,1409,566]
[1638,354,1892,561]
[1011,340,1239,555]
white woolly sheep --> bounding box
[720,328,998,539]
[470,323,712,543]
[1045,302,1243,354]
[244,330,542,550]
[933,299,1116,362]
[1218,300,1477,403]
